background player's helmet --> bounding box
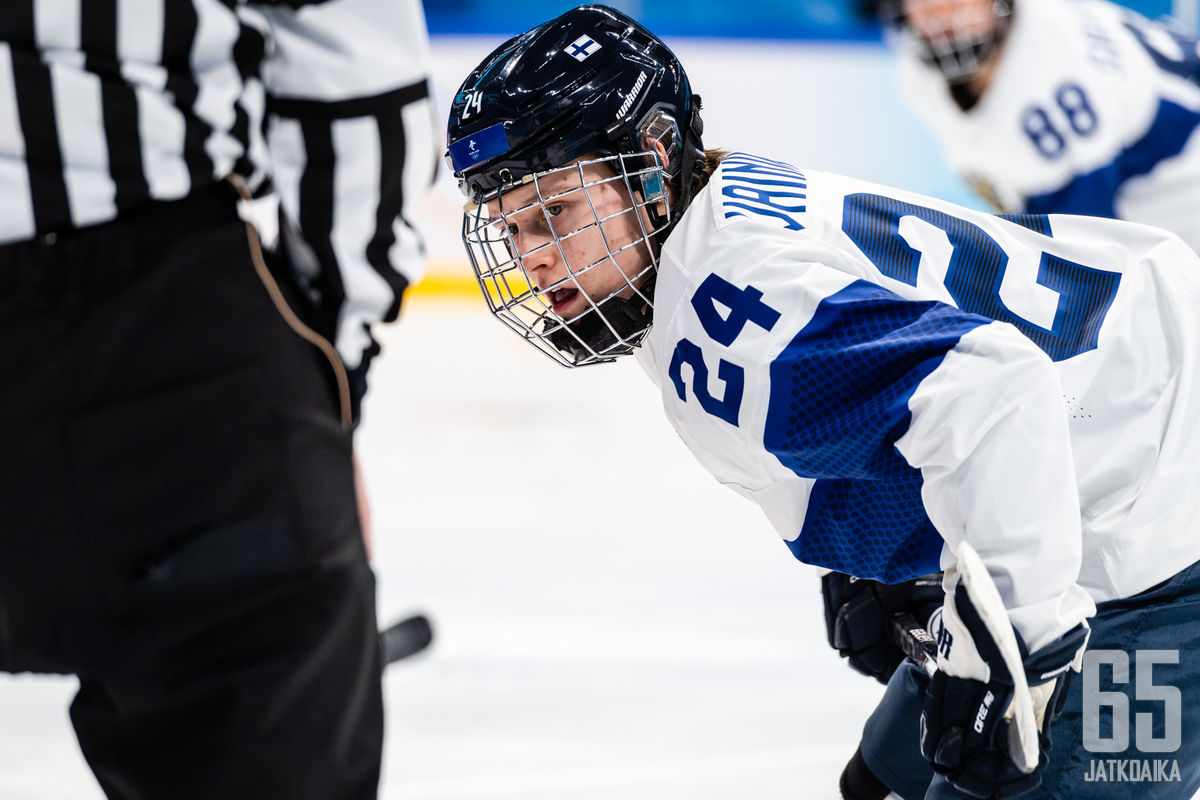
[445,4,705,367]
[881,0,1013,84]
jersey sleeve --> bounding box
[893,314,1096,651]
[249,0,438,410]
[758,275,1095,651]
[651,159,1101,651]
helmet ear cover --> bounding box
[629,103,705,242]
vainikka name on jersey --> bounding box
[719,153,808,230]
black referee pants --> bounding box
[0,184,383,800]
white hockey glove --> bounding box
[919,563,1089,798]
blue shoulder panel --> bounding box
[764,280,990,581]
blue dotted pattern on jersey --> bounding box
[1025,99,1200,218]
[764,280,989,581]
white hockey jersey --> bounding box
[897,0,1200,254]
[635,152,1200,651]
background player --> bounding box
[877,0,1200,253]
[443,5,1200,798]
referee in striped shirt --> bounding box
[0,2,437,798]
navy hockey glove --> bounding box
[822,571,944,683]
[919,568,1089,798]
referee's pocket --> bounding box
[66,365,297,613]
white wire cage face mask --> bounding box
[462,152,672,367]
[893,0,1012,84]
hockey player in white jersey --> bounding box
[882,0,1200,253]
[443,5,1200,798]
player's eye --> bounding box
[546,204,564,218]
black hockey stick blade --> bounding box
[381,614,434,665]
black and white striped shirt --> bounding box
[0,0,438,373]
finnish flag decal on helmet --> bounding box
[566,34,602,61]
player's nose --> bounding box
[516,231,560,284]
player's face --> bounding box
[903,0,998,44]
[486,158,656,321]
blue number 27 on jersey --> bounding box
[668,193,1121,430]
[842,193,1121,363]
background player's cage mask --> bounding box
[462,146,672,368]
[886,0,1013,84]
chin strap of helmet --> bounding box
[676,95,707,217]
[546,276,657,364]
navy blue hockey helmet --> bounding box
[446,4,704,206]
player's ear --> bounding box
[650,139,674,214]
[641,152,673,224]
[652,137,671,169]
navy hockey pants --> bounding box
[0,184,383,800]
[861,559,1200,799]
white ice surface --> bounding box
[0,299,885,799]
[366,300,887,800]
